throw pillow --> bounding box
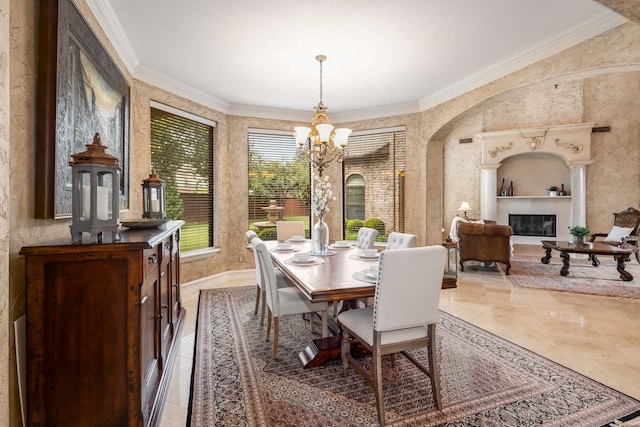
[605,226,634,242]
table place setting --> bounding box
[328,240,355,250]
[284,251,325,266]
[286,235,307,243]
[353,265,379,283]
[349,248,380,261]
[272,242,298,252]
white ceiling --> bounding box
[88,0,626,122]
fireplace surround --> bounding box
[477,123,594,245]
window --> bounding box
[248,130,311,240]
[342,127,406,241]
[150,103,215,253]
[345,174,365,220]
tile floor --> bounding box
[159,254,640,426]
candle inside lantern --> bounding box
[82,186,110,220]
[97,186,110,220]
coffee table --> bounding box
[540,240,634,281]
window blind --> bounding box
[342,129,406,241]
[248,131,311,240]
[150,107,215,252]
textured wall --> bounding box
[1,0,10,423]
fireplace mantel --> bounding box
[478,123,595,166]
[476,123,595,244]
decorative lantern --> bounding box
[142,169,166,219]
[69,133,121,243]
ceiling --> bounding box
[88,0,627,122]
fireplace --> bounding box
[509,214,556,237]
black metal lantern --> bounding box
[142,169,166,219]
[69,133,121,243]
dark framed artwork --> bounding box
[36,0,130,219]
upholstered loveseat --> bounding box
[457,221,512,275]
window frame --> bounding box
[150,101,217,254]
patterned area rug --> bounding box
[188,286,640,426]
[507,255,640,298]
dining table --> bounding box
[265,239,379,367]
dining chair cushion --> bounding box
[277,287,328,316]
[338,306,429,346]
[355,227,379,249]
[385,232,417,249]
[276,221,305,241]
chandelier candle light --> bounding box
[294,55,351,177]
[311,174,335,256]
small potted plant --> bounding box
[569,225,590,244]
[547,185,559,196]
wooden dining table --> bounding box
[265,239,379,367]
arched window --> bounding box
[345,174,365,220]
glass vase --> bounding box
[312,215,329,255]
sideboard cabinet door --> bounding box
[20,221,184,427]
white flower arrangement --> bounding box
[311,174,335,217]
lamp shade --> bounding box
[333,128,352,147]
[458,201,472,211]
[294,126,311,146]
[315,123,334,143]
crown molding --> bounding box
[86,0,139,74]
[418,12,627,110]
[136,65,231,113]
[85,1,627,122]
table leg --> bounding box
[298,299,368,368]
[560,251,570,276]
[615,254,633,281]
[541,246,552,264]
[591,254,600,267]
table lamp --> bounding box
[458,201,472,219]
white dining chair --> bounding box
[246,230,291,326]
[385,232,417,249]
[355,227,379,249]
[338,245,447,425]
[252,237,329,359]
[276,220,305,242]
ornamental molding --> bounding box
[477,123,594,166]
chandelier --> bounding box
[294,55,351,176]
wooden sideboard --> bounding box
[20,220,185,427]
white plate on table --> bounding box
[329,243,352,249]
[358,252,380,259]
[287,237,306,243]
[274,247,296,252]
[366,271,378,279]
[290,256,317,264]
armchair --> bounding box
[589,207,640,263]
[457,221,512,275]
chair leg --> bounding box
[321,311,328,338]
[254,284,260,315]
[260,290,266,326]
[340,330,351,377]
[272,317,279,359]
[373,345,386,426]
[427,323,442,410]
[265,309,272,341]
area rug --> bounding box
[507,255,640,299]
[187,286,640,426]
